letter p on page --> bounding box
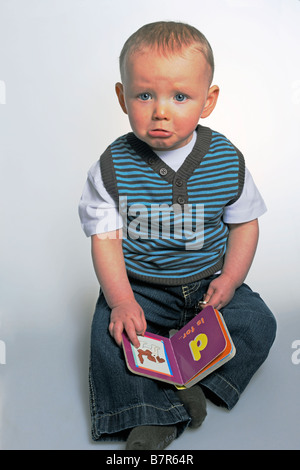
[189,333,208,361]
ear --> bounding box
[115,82,128,115]
[201,85,219,119]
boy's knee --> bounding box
[264,309,277,347]
[224,289,277,360]
[234,285,277,345]
[248,305,277,358]
[253,293,277,346]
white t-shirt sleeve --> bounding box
[78,160,123,237]
[223,168,267,224]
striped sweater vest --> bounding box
[100,125,245,286]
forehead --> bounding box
[123,45,211,84]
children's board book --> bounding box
[122,305,235,389]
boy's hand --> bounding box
[202,220,259,310]
[109,299,147,349]
[203,273,237,311]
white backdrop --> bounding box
[0,0,299,450]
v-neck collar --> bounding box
[126,125,212,185]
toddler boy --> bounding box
[79,21,276,450]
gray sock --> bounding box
[176,385,207,429]
[126,425,177,450]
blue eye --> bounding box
[175,93,187,102]
[138,93,152,101]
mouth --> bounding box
[148,129,173,138]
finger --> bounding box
[125,322,141,349]
[108,321,114,338]
[133,318,144,336]
[135,312,147,336]
[109,320,124,347]
[201,287,217,307]
[200,291,212,306]
[207,293,223,310]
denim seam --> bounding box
[89,358,97,418]
[182,286,189,298]
[214,372,240,397]
[182,282,200,299]
[93,402,186,420]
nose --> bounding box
[152,99,170,120]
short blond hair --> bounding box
[119,21,214,84]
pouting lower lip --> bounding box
[148,129,172,137]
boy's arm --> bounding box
[204,219,259,310]
[91,230,147,348]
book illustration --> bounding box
[131,335,173,377]
[138,349,165,364]
[122,306,235,388]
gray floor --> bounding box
[1,301,299,450]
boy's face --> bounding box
[116,46,219,151]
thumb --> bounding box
[203,285,215,305]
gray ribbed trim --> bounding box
[100,125,244,207]
[99,145,119,204]
[126,125,212,206]
[226,144,245,206]
[127,257,224,286]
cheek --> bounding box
[128,105,150,129]
[174,112,199,131]
[177,103,205,127]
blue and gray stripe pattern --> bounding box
[100,125,245,285]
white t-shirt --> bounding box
[79,132,267,237]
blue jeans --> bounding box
[89,275,276,441]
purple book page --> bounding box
[170,306,226,384]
